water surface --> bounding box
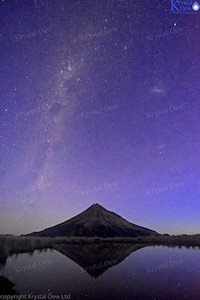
[1,244,200,299]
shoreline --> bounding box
[1,234,200,258]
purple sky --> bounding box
[0,0,200,235]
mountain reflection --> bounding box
[0,243,147,280]
[54,243,147,278]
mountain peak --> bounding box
[90,203,102,208]
[87,203,105,210]
[87,203,106,215]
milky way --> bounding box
[0,0,200,235]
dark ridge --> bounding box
[27,204,158,238]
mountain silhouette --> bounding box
[54,243,147,278]
[28,203,158,237]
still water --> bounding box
[1,244,200,300]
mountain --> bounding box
[27,203,158,237]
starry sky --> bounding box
[0,0,200,235]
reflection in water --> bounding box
[1,244,200,299]
[0,243,147,279]
[54,243,147,277]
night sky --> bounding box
[0,0,200,235]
